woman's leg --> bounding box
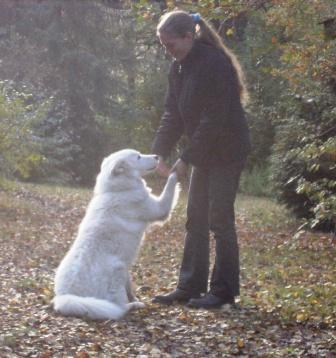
[208,161,245,298]
[177,167,210,294]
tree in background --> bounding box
[0,81,45,181]
[0,0,151,184]
[0,0,334,231]
[133,0,335,231]
[266,0,336,231]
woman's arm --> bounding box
[151,64,184,160]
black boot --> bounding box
[152,289,200,305]
[188,293,235,309]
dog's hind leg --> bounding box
[106,260,129,306]
[126,272,137,302]
[125,273,145,310]
[107,262,145,312]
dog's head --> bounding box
[94,149,159,194]
[106,149,159,177]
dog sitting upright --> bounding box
[53,149,179,320]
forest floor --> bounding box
[0,179,335,357]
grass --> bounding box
[0,179,335,357]
[236,193,297,231]
[239,165,273,198]
[235,194,335,327]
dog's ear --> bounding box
[111,160,128,176]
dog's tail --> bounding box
[53,294,143,320]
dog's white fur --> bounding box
[53,149,179,320]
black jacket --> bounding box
[151,40,251,167]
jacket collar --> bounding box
[178,39,202,67]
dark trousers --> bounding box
[177,161,245,298]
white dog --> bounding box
[53,149,179,320]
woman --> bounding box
[151,10,251,308]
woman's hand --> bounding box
[171,158,188,181]
[156,156,171,177]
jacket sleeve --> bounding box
[180,55,240,166]
[151,64,183,159]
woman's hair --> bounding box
[157,10,249,105]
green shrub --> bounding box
[272,92,336,232]
[0,83,44,181]
[240,165,273,197]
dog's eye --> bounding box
[137,155,141,160]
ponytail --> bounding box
[195,17,249,105]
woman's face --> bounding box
[158,31,193,61]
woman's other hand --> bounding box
[171,158,188,181]
[156,156,171,177]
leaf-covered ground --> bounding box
[0,180,335,357]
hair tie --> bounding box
[191,13,201,23]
